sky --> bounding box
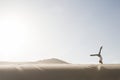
[0,0,120,64]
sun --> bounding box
[0,13,28,61]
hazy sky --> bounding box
[0,0,120,64]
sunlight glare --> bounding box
[0,14,28,61]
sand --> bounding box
[0,64,119,80]
[0,58,119,80]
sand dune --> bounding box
[0,64,119,80]
[0,58,68,64]
[0,59,119,80]
[37,58,69,64]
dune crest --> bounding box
[37,58,69,64]
[0,58,69,64]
